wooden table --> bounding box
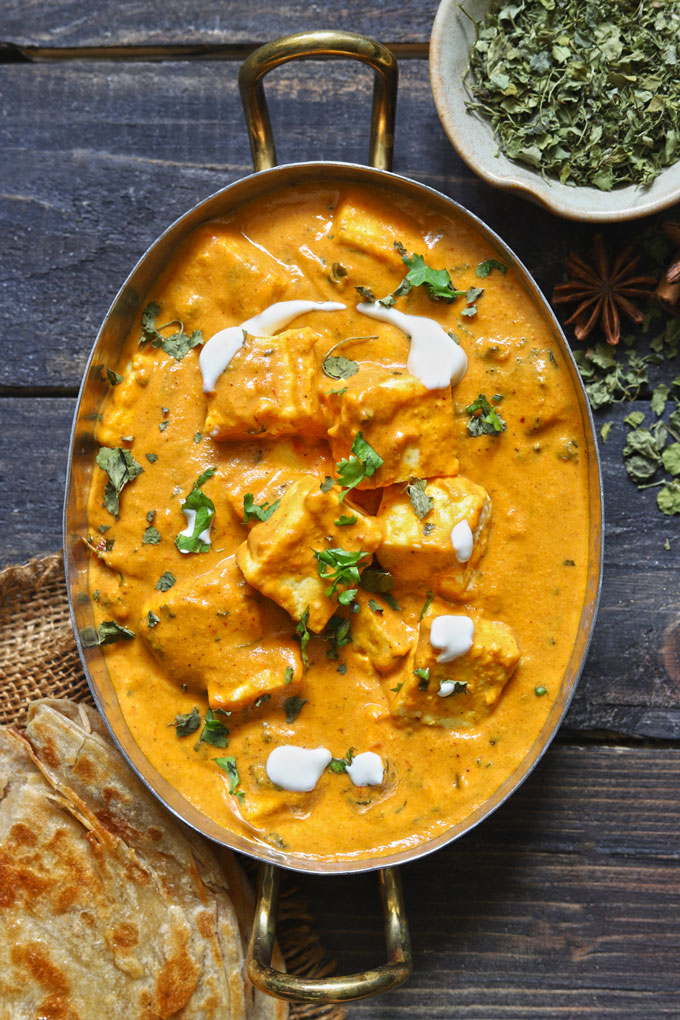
[2,4,678,1016]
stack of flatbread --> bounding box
[0,699,287,1020]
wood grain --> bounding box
[1,1,438,49]
[1,398,678,738]
[0,60,600,390]
[293,744,680,1019]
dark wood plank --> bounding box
[2,1,437,48]
[1,399,679,738]
[292,744,680,1018]
[0,60,599,390]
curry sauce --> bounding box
[87,182,590,861]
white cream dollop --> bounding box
[199,300,345,392]
[266,745,332,793]
[355,301,467,390]
[450,519,474,563]
[177,506,212,554]
[345,752,384,787]
[429,615,475,663]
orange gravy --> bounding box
[87,182,590,862]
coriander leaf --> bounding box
[213,756,244,800]
[320,476,335,493]
[466,394,507,437]
[243,493,280,523]
[143,525,162,545]
[314,547,370,602]
[284,666,294,685]
[651,383,670,417]
[402,253,465,303]
[355,285,376,302]
[335,432,383,498]
[200,708,230,748]
[414,667,430,681]
[138,302,203,361]
[406,477,434,520]
[476,259,507,279]
[96,620,135,645]
[145,452,158,463]
[535,686,547,697]
[368,599,383,614]
[96,447,144,517]
[175,468,216,554]
[284,696,307,723]
[147,610,160,628]
[323,355,359,380]
[359,564,394,594]
[335,514,357,526]
[295,608,311,668]
[171,707,201,737]
[623,429,662,483]
[420,590,434,620]
[328,747,356,773]
[600,422,613,442]
[466,286,484,304]
[107,367,123,386]
[156,571,176,591]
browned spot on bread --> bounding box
[148,826,164,842]
[11,941,70,995]
[112,921,139,948]
[10,821,38,846]
[0,853,51,907]
[72,752,97,784]
[33,993,79,1020]
[94,806,137,844]
[196,909,215,939]
[155,922,200,1018]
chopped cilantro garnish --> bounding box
[334,432,383,499]
[243,493,280,523]
[95,620,135,645]
[146,610,160,628]
[295,608,311,668]
[96,446,144,517]
[200,708,230,748]
[335,513,357,526]
[466,394,507,437]
[284,696,307,723]
[138,301,204,361]
[175,468,216,554]
[155,571,176,591]
[406,477,434,520]
[213,756,244,802]
[314,547,369,602]
[284,666,294,685]
[106,367,123,386]
[143,525,162,545]
[328,747,356,773]
[170,707,200,737]
[476,259,506,279]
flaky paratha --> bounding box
[0,699,287,1020]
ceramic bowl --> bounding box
[430,0,680,222]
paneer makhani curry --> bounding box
[86,182,590,861]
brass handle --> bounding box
[239,30,398,172]
[247,862,412,1003]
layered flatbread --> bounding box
[0,699,287,1020]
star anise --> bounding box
[552,235,657,345]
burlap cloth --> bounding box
[0,552,344,1020]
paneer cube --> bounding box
[156,223,290,338]
[205,327,326,441]
[350,592,417,675]
[334,194,417,263]
[377,475,491,599]
[221,438,333,527]
[388,598,520,730]
[236,477,383,632]
[320,364,459,489]
[140,554,302,712]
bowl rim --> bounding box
[429,0,680,223]
[63,158,604,875]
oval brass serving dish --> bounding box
[64,31,604,1005]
